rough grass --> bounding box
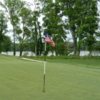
[0,55,100,100]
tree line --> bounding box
[0,0,100,56]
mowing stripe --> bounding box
[21,57,44,63]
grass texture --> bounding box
[0,55,100,100]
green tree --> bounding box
[4,0,24,56]
[42,0,66,56]
[1,35,11,52]
[60,0,98,55]
[18,6,32,56]
[0,12,7,53]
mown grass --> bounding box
[0,55,100,100]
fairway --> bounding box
[0,55,100,100]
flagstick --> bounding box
[43,42,46,93]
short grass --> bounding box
[0,55,100,100]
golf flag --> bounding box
[44,35,55,47]
[43,32,55,93]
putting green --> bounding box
[0,55,100,100]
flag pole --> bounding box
[43,42,46,92]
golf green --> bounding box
[0,55,100,100]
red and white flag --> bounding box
[44,36,55,47]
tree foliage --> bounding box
[0,12,7,52]
[0,0,99,56]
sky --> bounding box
[0,0,4,3]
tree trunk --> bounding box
[19,43,23,57]
[35,21,38,56]
[72,32,77,55]
[13,28,16,56]
[37,21,43,56]
[77,36,82,56]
